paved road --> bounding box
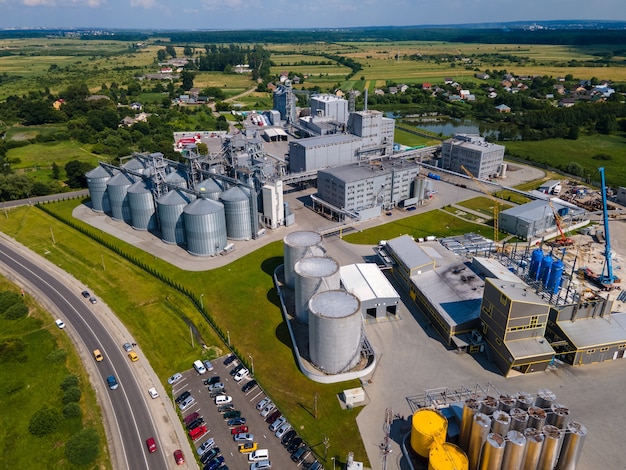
[0,236,170,470]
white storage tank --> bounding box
[308,290,362,374]
[85,165,113,213]
[219,186,252,240]
[106,172,135,222]
[183,196,227,256]
[294,256,340,324]
[283,231,325,289]
[127,179,157,231]
[157,189,196,245]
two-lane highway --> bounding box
[0,237,169,470]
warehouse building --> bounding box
[288,134,362,173]
[499,198,586,239]
[441,134,505,180]
[310,94,349,124]
[340,263,400,319]
[347,110,395,157]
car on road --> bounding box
[199,447,220,465]
[148,387,159,399]
[196,438,215,456]
[204,455,225,470]
[223,354,237,366]
[287,437,303,453]
[93,349,103,362]
[260,402,276,417]
[227,417,246,426]
[256,397,271,410]
[203,360,214,371]
[291,446,309,463]
[122,342,133,352]
[146,437,157,453]
[269,416,286,432]
[233,432,254,443]
[81,290,90,298]
[275,422,291,439]
[106,375,119,390]
[234,367,250,382]
[175,390,191,404]
[281,429,297,446]
[89,296,97,304]
[406,206,417,211]
[223,410,241,420]
[218,403,235,413]
[241,379,258,393]
[204,376,221,386]
[127,351,138,362]
[173,449,184,465]
[215,395,232,405]
[187,417,205,431]
[167,372,183,385]
[265,409,282,425]
[231,425,248,435]
[238,441,257,453]
[55,319,65,329]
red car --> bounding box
[189,425,207,440]
[231,425,249,435]
[146,437,157,453]
[173,449,184,465]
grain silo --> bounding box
[196,177,223,201]
[491,410,511,436]
[412,176,427,200]
[127,179,157,231]
[459,398,479,451]
[219,186,252,240]
[538,425,562,470]
[535,388,557,408]
[183,196,227,256]
[555,422,587,470]
[157,189,195,245]
[428,442,468,470]
[107,172,135,222]
[165,169,188,189]
[294,256,340,324]
[122,155,149,174]
[410,409,448,459]
[283,231,325,288]
[85,165,113,213]
[308,290,362,374]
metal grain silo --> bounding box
[122,155,148,174]
[538,425,562,470]
[479,433,505,470]
[528,406,547,430]
[555,422,587,470]
[107,172,135,222]
[196,177,223,201]
[491,410,511,436]
[498,394,516,412]
[157,189,195,245]
[502,430,526,470]
[522,428,544,469]
[535,389,557,408]
[219,186,252,240]
[468,412,490,470]
[283,231,325,288]
[516,391,534,410]
[308,290,362,374]
[547,403,570,429]
[410,409,448,459]
[479,396,498,416]
[165,169,188,189]
[412,176,427,200]
[85,165,113,213]
[428,443,468,470]
[183,196,227,256]
[127,179,157,231]
[459,398,480,451]
[509,408,529,432]
[294,256,340,324]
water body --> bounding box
[387,113,510,139]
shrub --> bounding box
[47,349,67,363]
[0,338,28,363]
[63,402,82,419]
[0,291,22,314]
[62,386,82,404]
[3,303,28,319]
[61,374,79,391]
[28,406,60,436]
[65,428,99,465]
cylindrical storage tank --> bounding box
[127,179,157,231]
[410,409,448,459]
[479,433,505,470]
[555,422,587,470]
[468,412,490,470]
[196,177,222,201]
[107,172,135,222]
[547,403,570,429]
[500,162,508,178]
[491,410,511,436]
[502,430,526,470]
[498,395,516,412]
[86,165,113,212]
[165,169,188,189]
[479,396,498,416]
[535,389,557,409]
[529,249,544,280]
[157,189,195,245]
[122,156,148,174]
[459,398,480,451]
[294,256,340,324]
[528,406,547,430]
[522,428,544,469]
[183,197,227,256]
[219,186,252,240]
[540,255,554,285]
[548,260,564,295]
[428,443,468,470]
[283,231,325,289]
[509,408,529,432]
[538,425,562,470]
[412,177,426,200]
[308,290,362,374]
[516,391,534,410]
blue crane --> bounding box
[597,167,619,287]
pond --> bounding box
[387,113,519,140]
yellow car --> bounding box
[128,351,138,362]
[93,349,103,362]
[238,441,258,454]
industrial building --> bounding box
[340,263,400,319]
[288,134,363,173]
[310,94,349,124]
[441,134,505,180]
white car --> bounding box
[256,397,271,411]
[178,396,196,411]
[196,438,215,456]
[215,395,232,405]
[55,319,66,329]
[234,368,249,382]
[148,387,159,399]
[260,402,276,418]
[167,372,183,385]
[275,422,292,439]
[269,416,286,432]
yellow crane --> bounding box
[460,165,500,244]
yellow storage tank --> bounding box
[411,409,448,458]
[428,443,469,470]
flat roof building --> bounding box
[340,263,400,320]
[441,134,505,180]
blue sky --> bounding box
[1,0,625,30]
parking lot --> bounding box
[170,355,319,469]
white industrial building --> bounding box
[288,134,363,173]
[441,134,505,180]
[310,94,349,124]
[340,263,400,319]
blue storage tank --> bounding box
[540,255,554,286]
[547,260,564,294]
[557,207,569,216]
[529,249,544,280]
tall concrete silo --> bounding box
[127,179,157,231]
[196,178,223,201]
[308,290,362,374]
[157,189,195,245]
[183,196,227,256]
[294,256,340,324]
[107,172,135,222]
[283,231,325,288]
[219,186,252,240]
[85,165,113,213]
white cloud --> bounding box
[131,0,157,8]
[21,0,104,6]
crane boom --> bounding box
[460,165,499,244]
[598,167,618,286]
[546,199,574,246]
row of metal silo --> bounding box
[85,160,255,256]
[283,231,365,375]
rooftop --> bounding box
[340,263,399,302]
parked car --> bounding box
[275,422,292,439]
[310,460,323,470]
[196,438,215,456]
[265,409,282,424]
[183,412,200,427]
[269,416,286,432]
[210,389,227,398]
[248,449,269,462]
[256,397,271,411]
[122,342,133,352]
[188,425,207,440]
[218,403,235,413]
[89,296,97,304]
[234,367,249,382]
[148,387,159,399]
[281,429,297,446]
[291,446,309,463]
[287,437,303,453]
[230,364,244,376]
[175,390,191,404]
[260,402,276,417]
[208,382,225,392]
[233,432,254,443]
[55,319,65,329]
[167,372,183,385]
[200,447,221,465]
[223,354,237,366]
[81,290,90,298]
[238,441,257,453]
[204,376,221,386]
[106,375,118,390]
[187,417,205,431]
[227,417,246,426]
[231,425,249,435]
[178,396,195,411]
[205,455,225,470]
[146,437,157,453]
[173,449,184,465]
[215,395,232,405]
[223,410,241,420]
[203,360,214,371]
[242,380,258,393]
[250,460,272,470]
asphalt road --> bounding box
[0,237,169,470]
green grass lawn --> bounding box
[456,196,513,218]
[394,128,439,147]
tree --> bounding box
[51,162,60,180]
[4,303,28,319]
[65,160,94,188]
[65,428,100,465]
[181,70,194,91]
[184,45,193,57]
[63,402,82,419]
[566,126,579,140]
[29,406,60,436]
[565,162,585,177]
[62,387,82,404]
[157,49,167,61]
[165,45,176,58]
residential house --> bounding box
[130,102,142,111]
[444,77,454,84]
[556,76,566,82]
[389,86,398,94]
[52,99,65,110]
[422,82,432,90]
[559,98,576,108]
[495,104,511,113]
[553,84,565,95]
[488,91,498,99]
[160,67,173,74]
[374,89,385,96]
[501,80,513,88]
[398,84,409,93]
[475,73,490,80]
[292,76,301,84]
[459,90,471,100]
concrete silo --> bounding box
[219,186,252,240]
[127,179,157,231]
[294,256,340,324]
[283,231,325,289]
[107,172,135,222]
[196,178,223,201]
[308,290,362,374]
[183,195,227,256]
[157,189,195,245]
[85,165,113,213]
